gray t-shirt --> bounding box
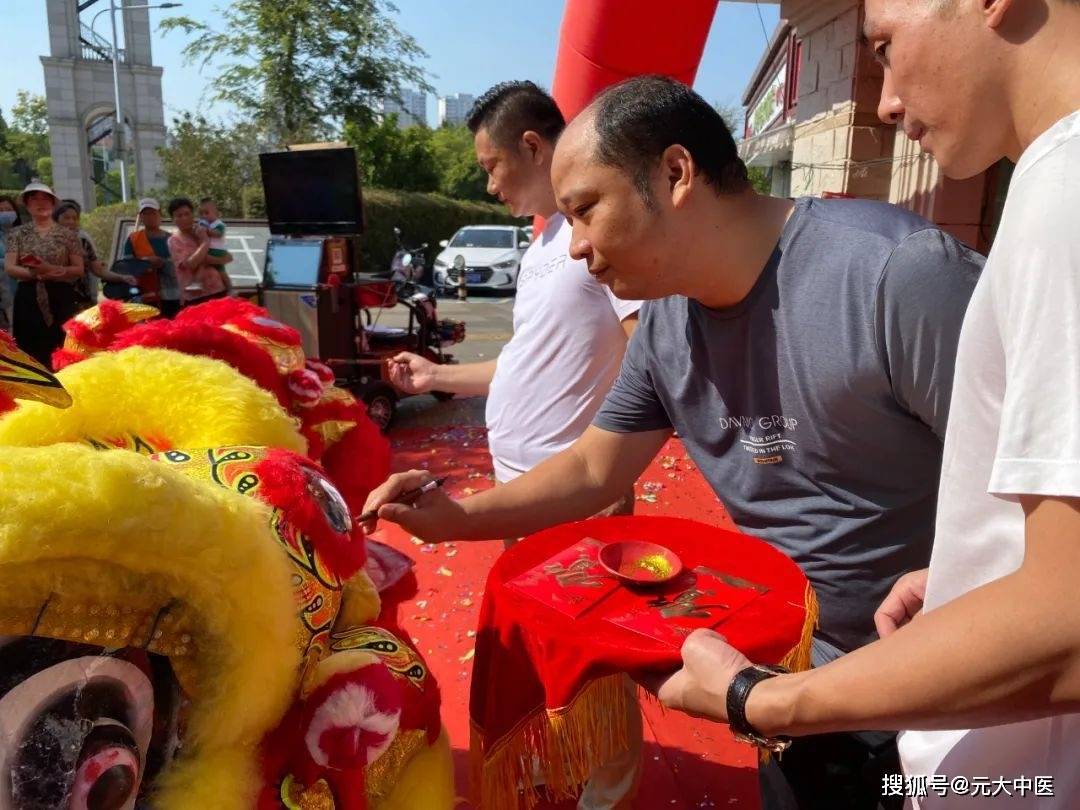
[594,197,984,655]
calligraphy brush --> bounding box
[357,477,447,524]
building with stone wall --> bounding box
[741,0,1011,253]
[41,0,166,210]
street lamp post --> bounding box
[107,0,127,202]
[91,1,181,202]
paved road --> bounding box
[374,292,515,429]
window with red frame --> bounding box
[785,36,802,119]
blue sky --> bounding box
[3,1,779,127]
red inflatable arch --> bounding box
[552,0,721,121]
[536,0,720,232]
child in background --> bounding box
[195,197,235,296]
[197,198,230,266]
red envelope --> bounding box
[506,538,620,619]
[602,566,765,648]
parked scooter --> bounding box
[351,274,466,430]
[389,226,428,284]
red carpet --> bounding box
[370,427,760,809]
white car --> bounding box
[433,225,530,292]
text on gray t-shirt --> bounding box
[594,197,984,655]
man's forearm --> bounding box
[430,359,497,397]
[454,427,670,541]
[456,447,627,540]
[749,562,1080,738]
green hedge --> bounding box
[78,190,520,273]
[358,189,522,272]
[82,200,139,262]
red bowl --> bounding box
[598,540,683,586]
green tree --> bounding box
[95,163,137,207]
[161,0,430,144]
[430,124,488,201]
[157,113,264,216]
[0,110,10,158]
[1,91,51,186]
[714,102,745,141]
[344,116,438,192]
[747,166,772,195]
[35,157,53,186]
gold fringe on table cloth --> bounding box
[470,581,819,808]
[471,674,633,809]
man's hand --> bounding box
[874,568,929,638]
[656,629,752,722]
[359,469,471,541]
[147,256,165,270]
[388,352,439,395]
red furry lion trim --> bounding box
[173,296,265,326]
[300,399,390,515]
[52,300,160,369]
[254,449,367,578]
[50,349,87,371]
[228,312,303,345]
[64,300,140,349]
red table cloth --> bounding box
[469,515,817,809]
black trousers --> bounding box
[762,730,904,810]
[12,281,79,369]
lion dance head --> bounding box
[0,305,452,810]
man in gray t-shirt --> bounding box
[363,77,983,809]
[595,195,982,658]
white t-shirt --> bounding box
[485,214,641,482]
[899,110,1080,806]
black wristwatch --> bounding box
[726,664,792,755]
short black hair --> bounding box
[168,196,195,216]
[52,201,80,222]
[590,75,748,206]
[466,81,565,147]
[60,198,82,213]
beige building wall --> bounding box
[41,0,166,209]
[784,0,895,200]
[775,0,997,250]
[888,114,993,250]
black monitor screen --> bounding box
[264,239,324,288]
[260,148,364,235]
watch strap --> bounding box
[726,664,792,754]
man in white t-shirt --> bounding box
[389,82,640,490]
[386,81,642,809]
[625,0,1080,805]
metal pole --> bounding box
[108,0,128,202]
